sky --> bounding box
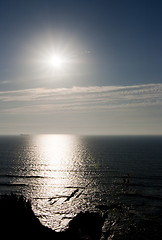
[0,0,162,135]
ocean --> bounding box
[0,135,162,233]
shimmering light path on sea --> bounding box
[0,135,162,231]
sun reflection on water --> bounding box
[28,134,91,230]
[35,134,76,170]
[29,135,85,200]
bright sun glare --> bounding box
[36,49,70,77]
[47,55,65,69]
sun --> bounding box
[38,50,68,72]
[31,40,76,77]
[47,54,65,69]
[35,50,70,77]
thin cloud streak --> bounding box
[1,83,162,114]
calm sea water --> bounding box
[0,135,162,231]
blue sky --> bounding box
[0,0,162,135]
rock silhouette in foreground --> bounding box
[0,194,104,239]
[0,194,162,240]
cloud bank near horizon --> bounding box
[0,83,162,114]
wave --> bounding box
[122,192,162,201]
[0,182,26,187]
[0,174,45,179]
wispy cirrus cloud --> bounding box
[0,83,162,114]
